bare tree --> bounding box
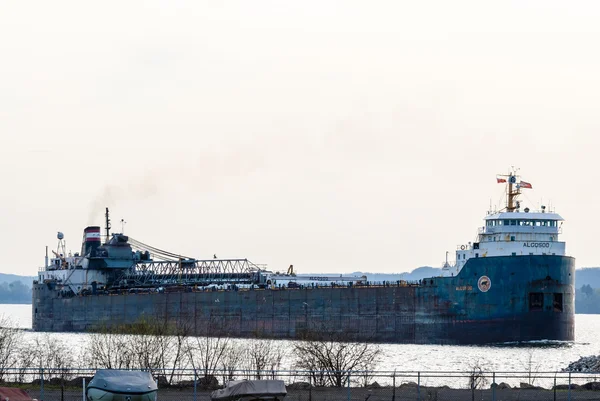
[30,334,75,381]
[292,331,381,387]
[87,327,134,369]
[358,368,376,388]
[523,350,541,385]
[126,319,161,370]
[467,359,489,390]
[0,316,21,381]
[220,342,244,384]
[86,317,191,385]
[166,320,193,385]
[186,317,237,388]
[15,343,37,383]
[243,339,286,380]
[121,317,182,377]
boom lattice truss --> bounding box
[113,258,266,287]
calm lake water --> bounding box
[1,304,597,372]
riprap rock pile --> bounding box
[563,355,600,372]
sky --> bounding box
[1,1,599,276]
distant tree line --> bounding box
[576,284,600,314]
[0,281,31,304]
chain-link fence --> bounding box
[1,368,600,400]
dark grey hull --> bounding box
[32,255,575,344]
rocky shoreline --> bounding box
[563,355,600,373]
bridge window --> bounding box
[510,236,515,241]
[529,292,544,311]
[553,293,563,312]
[504,219,510,226]
[510,220,517,226]
[549,236,554,242]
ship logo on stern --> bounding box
[478,276,491,292]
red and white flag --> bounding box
[496,178,506,183]
[520,181,532,189]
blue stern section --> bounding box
[414,255,575,344]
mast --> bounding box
[507,173,520,212]
[105,207,111,242]
[497,169,522,213]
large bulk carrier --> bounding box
[32,171,575,344]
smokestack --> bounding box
[81,226,101,257]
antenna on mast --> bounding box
[497,168,523,213]
[496,167,533,212]
[105,208,111,241]
[507,170,520,212]
[120,219,126,234]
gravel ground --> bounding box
[18,385,600,401]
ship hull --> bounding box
[32,255,575,344]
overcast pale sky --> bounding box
[1,1,599,276]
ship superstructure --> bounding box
[37,208,365,298]
[452,171,566,274]
[33,171,575,344]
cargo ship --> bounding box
[32,171,575,344]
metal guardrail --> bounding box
[0,367,599,401]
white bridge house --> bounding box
[450,209,565,276]
[445,171,567,276]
